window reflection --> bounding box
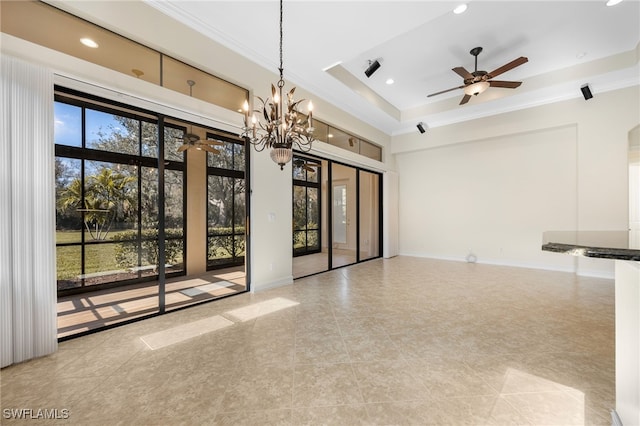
[311,117,382,162]
[1,1,246,112]
[162,56,248,113]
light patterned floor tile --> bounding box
[1,257,616,425]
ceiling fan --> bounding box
[176,79,224,154]
[177,132,223,154]
[427,46,528,105]
[293,157,320,173]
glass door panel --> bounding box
[331,163,357,268]
[188,135,248,303]
[292,155,381,279]
[359,170,381,261]
[292,156,326,278]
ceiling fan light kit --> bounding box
[427,46,528,105]
[464,81,490,96]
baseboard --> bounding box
[250,275,293,292]
[396,252,615,279]
[611,409,623,426]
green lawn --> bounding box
[55,230,186,281]
[55,230,231,283]
[56,232,120,280]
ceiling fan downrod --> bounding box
[470,46,483,74]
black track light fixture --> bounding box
[417,122,427,134]
[364,59,381,78]
[581,84,594,100]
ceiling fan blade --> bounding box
[459,94,472,105]
[177,144,189,152]
[199,145,220,155]
[488,56,528,78]
[201,140,224,146]
[452,67,473,80]
[489,80,522,89]
[427,85,466,98]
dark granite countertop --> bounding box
[542,231,640,261]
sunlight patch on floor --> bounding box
[180,281,235,297]
[140,315,234,350]
[224,297,299,322]
[498,368,585,424]
[139,297,298,350]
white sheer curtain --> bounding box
[1,55,57,368]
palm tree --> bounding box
[57,168,136,240]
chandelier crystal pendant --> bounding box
[241,0,315,170]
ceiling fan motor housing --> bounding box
[466,70,488,85]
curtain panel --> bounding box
[1,55,57,368]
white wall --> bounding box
[397,124,578,271]
[248,150,295,290]
[383,171,399,258]
[630,125,640,233]
[393,86,640,278]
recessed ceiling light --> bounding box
[606,0,623,6]
[328,133,334,138]
[80,37,98,48]
[386,78,394,85]
[453,4,468,14]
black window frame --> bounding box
[54,86,187,296]
[292,155,323,257]
[205,132,247,270]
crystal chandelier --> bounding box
[241,0,315,170]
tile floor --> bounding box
[1,257,615,425]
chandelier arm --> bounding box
[293,140,313,153]
[250,138,268,152]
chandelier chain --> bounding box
[279,0,284,81]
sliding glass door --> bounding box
[55,88,248,338]
[359,170,380,261]
[331,163,358,268]
[292,154,382,279]
[292,156,327,277]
